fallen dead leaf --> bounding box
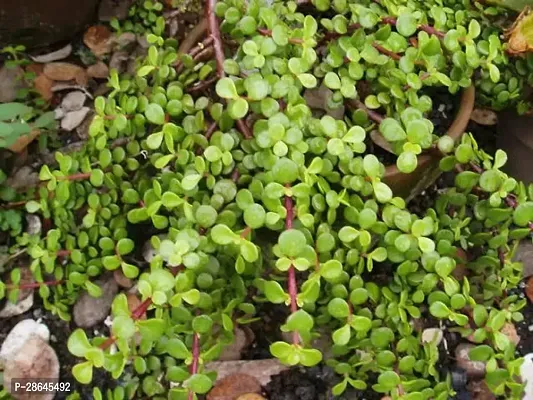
[44,62,86,84]
[236,394,266,400]
[30,44,72,63]
[25,63,44,75]
[505,8,533,55]
[8,130,40,153]
[84,25,115,57]
[501,322,520,346]
[526,276,533,303]
[33,74,54,101]
[207,374,261,400]
[470,108,498,126]
[87,61,109,79]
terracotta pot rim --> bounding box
[384,85,476,178]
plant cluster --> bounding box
[1,0,533,399]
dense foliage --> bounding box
[2,0,533,399]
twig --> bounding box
[5,279,64,290]
[350,99,385,124]
[207,0,225,78]
[186,76,217,93]
[188,332,201,400]
[284,193,300,346]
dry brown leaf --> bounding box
[8,130,40,153]
[471,108,498,126]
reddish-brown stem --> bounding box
[56,249,71,257]
[186,76,217,93]
[193,45,214,62]
[236,119,253,139]
[188,332,201,400]
[206,0,225,78]
[240,226,252,238]
[205,121,218,140]
[1,200,27,209]
[372,43,402,60]
[381,16,445,38]
[231,168,240,183]
[6,279,64,290]
[403,72,430,90]
[190,38,214,58]
[257,28,304,44]
[351,99,385,124]
[284,194,300,345]
[132,297,153,320]
[58,172,91,181]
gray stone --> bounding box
[521,353,533,400]
[60,91,86,112]
[0,293,34,318]
[455,343,486,378]
[115,32,137,51]
[0,66,27,103]
[109,51,130,74]
[204,359,289,386]
[98,0,132,21]
[514,241,533,278]
[3,337,59,400]
[220,327,248,361]
[303,83,345,120]
[0,319,50,365]
[73,276,118,328]
[25,214,42,236]
[61,107,90,131]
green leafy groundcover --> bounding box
[1,0,533,399]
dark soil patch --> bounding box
[515,284,533,357]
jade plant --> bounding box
[1,0,533,399]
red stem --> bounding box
[236,119,253,139]
[372,43,401,60]
[206,0,225,78]
[381,16,445,38]
[188,332,201,400]
[284,194,300,345]
[59,172,91,181]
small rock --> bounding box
[33,73,54,101]
[521,353,533,400]
[467,380,496,400]
[470,108,498,126]
[54,107,66,120]
[25,214,42,236]
[84,25,115,57]
[137,35,150,49]
[0,66,27,103]
[76,110,95,140]
[0,319,50,365]
[31,44,73,63]
[61,91,86,112]
[61,107,91,131]
[109,51,130,74]
[455,343,486,378]
[0,293,34,319]
[143,239,157,263]
[114,269,133,288]
[115,32,137,51]
[501,322,520,346]
[422,328,444,345]
[3,337,59,400]
[514,241,533,278]
[73,275,118,328]
[220,327,248,361]
[43,62,87,85]
[236,395,266,400]
[205,359,289,387]
[207,374,261,400]
[5,166,39,190]
[98,0,132,21]
[87,61,109,79]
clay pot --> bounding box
[0,0,100,49]
[382,86,476,200]
[496,110,533,184]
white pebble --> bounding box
[521,353,533,400]
[0,319,50,365]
